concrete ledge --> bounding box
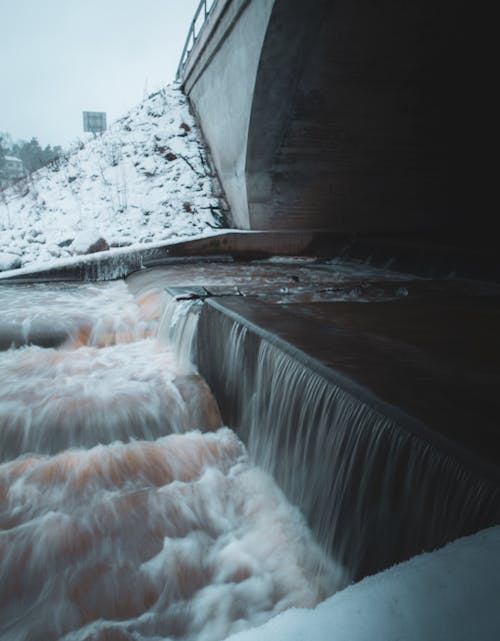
[0,231,343,283]
[3,231,497,284]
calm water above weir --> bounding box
[0,280,341,641]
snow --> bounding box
[0,252,21,271]
[226,525,500,641]
[70,227,109,254]
[0,84,226,272]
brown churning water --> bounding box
[0,279,342,641]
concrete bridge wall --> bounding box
[182,0,275,229]
[181,0,464,234]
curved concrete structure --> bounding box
[181,0,463,234]
[182,0,275,228]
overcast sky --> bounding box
[0,0,199,149]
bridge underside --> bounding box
[182,0,472,237]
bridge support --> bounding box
[181,0,465,235]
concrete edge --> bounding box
[204,297,500,487]
[0,230,346,284]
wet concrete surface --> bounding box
[128,260,500,470]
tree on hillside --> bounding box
[0,136,6,173]
[10,138,62,174]
[11,138,43,173]
[0,136,8,188]
[43,143,63,166]
[1,134,63,190]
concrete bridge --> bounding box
[178,0,463,236]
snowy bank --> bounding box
[0,84,226,271]
[227,526,500,641]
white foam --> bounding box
[0,280,344,641]
[0,430,342,641]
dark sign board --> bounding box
[83,111,107,133]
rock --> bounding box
[109,240,132,248]
[0,253,22,271]
[86,238,109,254]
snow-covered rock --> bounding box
[0,252,22,271]
[0,84,226,272]
[71,229,109,255]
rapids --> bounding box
[0,278,341,641]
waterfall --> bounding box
[196,301,500,581]
[157,290,202,369]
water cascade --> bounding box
[196,300,500,580]
[0,280,342,641]
[3,266,499,639]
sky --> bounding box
[0,0,199,149]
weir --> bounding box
[195,300,500,579]
[126,258,500,582]
[1,255,500,640]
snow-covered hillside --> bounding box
[0,84,226,272]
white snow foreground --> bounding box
[0,84,225,272]
[227,526,500,641]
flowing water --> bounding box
[0,279,341,641]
